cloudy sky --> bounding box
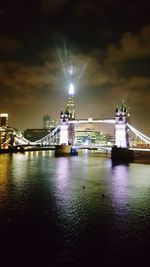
[0,0,149,135]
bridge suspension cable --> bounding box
[127,123,150,144]
[35,125,60,144]
[14,126,61,145]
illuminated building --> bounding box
[75,128,113,146]
[43,115,51,129]
[0,113,8,127]
[0,127,15,149]
[66,83,75,120]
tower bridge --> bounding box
[0,83,150,154]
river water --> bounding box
[0,151,150,267]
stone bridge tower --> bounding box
[115,100,130,148]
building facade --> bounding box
[75,128,114,146]
[0,113,8,127]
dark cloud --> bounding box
[41,0,69,13]
[0,0,149,136]
[107,25,150,63]
[0,35,21,52]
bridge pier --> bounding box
[111,146,134,162]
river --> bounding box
[0,151,150,266]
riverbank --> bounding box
[0,146,55,154]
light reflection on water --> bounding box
[0,155,10,206]
[0,151,150,266]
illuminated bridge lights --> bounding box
[127,123,150,144]
[68,119,115,124]
[1,121,150,149]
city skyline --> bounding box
[0,0,149,135]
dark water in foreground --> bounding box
[0,151,150,267]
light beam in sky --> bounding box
[57,44,87,95]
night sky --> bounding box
[0,0,149,135]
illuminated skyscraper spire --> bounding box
[69,83,74,95]
[66,82,75,120]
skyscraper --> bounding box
[66,83,75,120]
[0,113,8,127]
[43,115,50,129]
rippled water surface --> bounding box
[0,151,150,266]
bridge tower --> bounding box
[59,110,69,145]
[115,100,130,148]
[59,83,75,145]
